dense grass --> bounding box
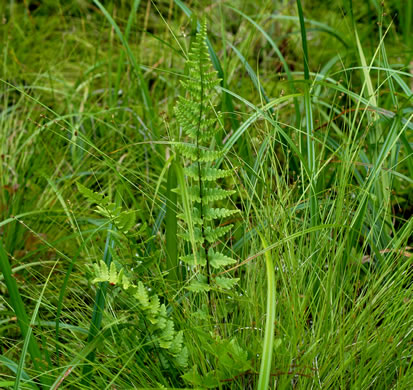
[0,0,412,388]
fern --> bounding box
[174,21,239,292]
[76,182,136,234]
[92,254,188,367]
[78,183,188,368]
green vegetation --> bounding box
[0,0,412,389]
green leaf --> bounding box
[108,262,118,284]
[76,182,106,205]
[175,346,189,368]
[156,305,167,330]
[135,281,150,309]
[209,249,236,268]
[182,365,221,388]
[114,210,136,233]
[175,143,223,162]
[183,186,235,203]
[204,207,239,221]
[148,295,161,324]
[180,252,206,266]
[184,166,232,181]
[205,224,233,243]
[92,260,109,283]
[214,276,239,290]
[187,274,211,292]
[180,227,204,243]
[169,331,184,355]
[159,320,175,348]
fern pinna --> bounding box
[77,183,188,369]
[174,21,239,292]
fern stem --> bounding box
[195,44,211,292]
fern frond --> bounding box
[204,208,239,221]
[179,207,238,225]
[184,166,232,181]
[208,249,236,269]
[175,346,189,368]
[204,225,233,243]
[148,295,161,324]
[76,182,109,206]
[90,262,186,361]
[114,210,136,233]
[174,20,239,295]
[183,186,235,203]
[77,182,136,236]
[187,274,211,292]
[156,305,167,330]
[135,281,150,309]
[214,276,239,290]
[80,181,187,366]
[175,143,223,162]
[180,252,206,266]
[92,260,109,283]
[159,320,175,349]
[170,331,184,355]
[109,262,118,284]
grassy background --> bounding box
[0,0,412,388]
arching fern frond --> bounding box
[76,182,136,234]
[79,183,188,368]
[91,260,188,367]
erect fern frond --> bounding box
[175,346,189,368]
[178,207,239,225]
[174,20,239,294]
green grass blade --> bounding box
[257,234,276,390]
[0,356,39,390]
[81,227,114,383]
[296,0,310,81]
[114,0,141,102]
[55,229,102,363]
[0,241,49,388]
[165,160,178,281]
[93,0,156,135]
[296,0,319,244]
[14,260,56,389]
